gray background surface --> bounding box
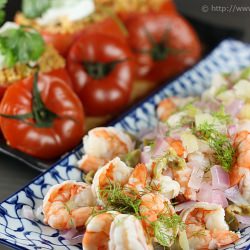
[0,0,250,249]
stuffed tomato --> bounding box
[0,22,72,100]
[0,69,85,160]
[15,0,127,56]
[67,33,136,117]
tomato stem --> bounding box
[0,71,58,128]
[83,59,126,80]
[0,113,34,126]
[142,28,182,62]
[32,71,58,128]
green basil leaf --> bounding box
[1,27,45,66]
[0,40,15,68]
[22,0,51,19]
[0,0,7,24]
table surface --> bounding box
[1,0,250,249]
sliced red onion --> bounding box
[169,128,185,140]
[197,183,213,203]
[225,186,248,206]
[225,99,244,117]
[141,146,151,164]
[152,138,168,157]
[211,190,228,208]
[235,214,250,225]
[228,125,237,137]
[175,201,197,212]
[64,234,83,245]
[22,205,35,220]
[187,162,204,190]
[138,128,155,139]
[195,100,221,112]
[197,183,229,207]
[141,123,168,140]
[157,122,168,137]
[211,165,230,190]
[60,228,78,240]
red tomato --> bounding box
[67,33,136,116]
[83,17,127,44]
[118,0,177,23]
[41,29,83,57]
[48,68,74,89]
[0,86,6,100]
[0,70,85,159]
[42,17,126,57]
[160,0,177,13]
[125,12,202,83]
[0,68,72,101]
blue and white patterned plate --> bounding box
[0,39,250,250]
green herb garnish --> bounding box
[152,214,185,247]
[22,0,51,19]
[0,0,7,24]
[0,26,45,68]
[153,148,186,179]
[216,85,228,96]
[100,183,142,217]
[194,122,235,171]
[212,106,231,124]
[179,101,198,117]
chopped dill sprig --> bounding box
[152,214,185,247]
[179,102,198,117]
[99,183,142,217]
[153,148,186,179]
[91,207,107,217]
[212,106,231,124]
[216,85,228,96]
[193,122,235,171]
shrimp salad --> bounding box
[41,68,250,250]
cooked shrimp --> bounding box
[181,202,239,250]
[82,211,118,250]
[78,127,134,172]
[139,193,175,230]
[92,157,133,206]
[109,214,153,250]
[139,193,166,226]
[151,175,180,200]
[43,181,96,230]
[157,98,178,122]
[230,130,250,186]
[125,163,148,194]
[239,171,250,203]
[167,137,186,157]
[78,155,106,174]
[172,163,197,201]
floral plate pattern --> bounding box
[0,39,250,250]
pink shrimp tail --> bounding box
[79,155,106,172]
